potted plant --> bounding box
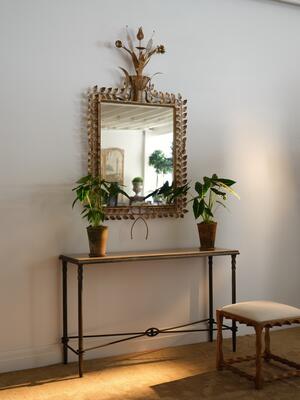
[72,175,129,257]
[107,181,126,207]
[132,176,144,196]
[191,174,239,250]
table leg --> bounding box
[78,264,83,377]
[255,325,263,389]
[231,254,237,352]
[208,256,214,342]
[62,260,68,364]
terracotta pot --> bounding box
[197,222,217,250]
[87,226,108,257]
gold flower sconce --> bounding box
[115,27,166,102]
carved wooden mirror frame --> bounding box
[87,27,188,220]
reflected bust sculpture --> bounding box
[87,27,187,219]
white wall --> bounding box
[102,129,144,196]
[0,0,300,373]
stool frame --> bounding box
[216,309,300,389]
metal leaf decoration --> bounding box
[115,26,166,101]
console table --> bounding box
[59,247,239,377]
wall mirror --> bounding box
[101,102,174,203]
[87,27,187,219]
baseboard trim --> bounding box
[0,324,259,374]
[0,331,211,374]
[0,343,62,374]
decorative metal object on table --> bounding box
[59,247,239,377]
[88,26,188,220]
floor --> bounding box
[1,328,300,400]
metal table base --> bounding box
[59,248,239,377]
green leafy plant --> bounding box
[145,181,189,205]
[72,175,129,226]
[107,181,129,201]
[132,176,144,183]
[191,174,239,223]
[149,150,173,188]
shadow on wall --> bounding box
[219,91,300,306]
[75,91,89,175]
[29,256,61,363]
[266,93,300,306]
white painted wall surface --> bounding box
[102,129,144,196]
[0,0,300,372]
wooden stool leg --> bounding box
[264,327,271,362]
[255,325,263,390]
[216,310,224,370]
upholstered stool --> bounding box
[216,301,300,389]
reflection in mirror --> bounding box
[101,102,174,206]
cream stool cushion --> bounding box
[222,301,300,323]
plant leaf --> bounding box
[216,200,229,210]
[203,177,212,194]
[195,181,203,195]
[76,175,91,184]
[117,188,130,199]
[72,198,78,208]
[205,207,214,217]
[217,178,236,187]
[218,182,240,199]
[193,199,200,219]
[211,187,226,197]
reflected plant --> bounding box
[145,181,189,205]
[132,176,144,184]
[149,150,173,188]
[132,176,144,197]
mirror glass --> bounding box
[100,102,174,206]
